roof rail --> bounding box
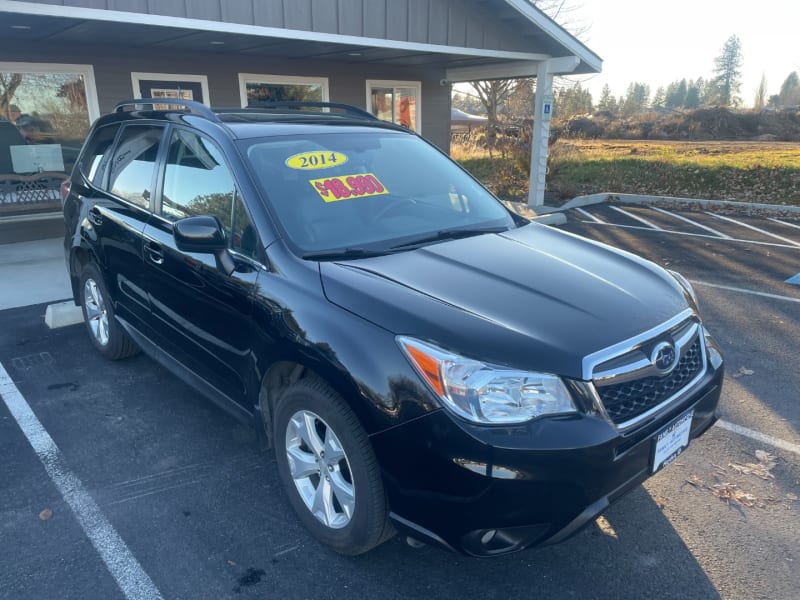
[228,101,378,120]
[114,99,218,121]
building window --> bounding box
[366,80,421,132]
[0,62,99,216]
[238,74,329,107]
[131,72,210,107]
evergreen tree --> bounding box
[620,82,650,115]
[778,71,800,107]
[554,83,593,118]
[652,86,666,109]
[710,35,743,107]
[596,84,618,114]
[753,74,767,111]
[685,78,705,109]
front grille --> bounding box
[596,337,703,425]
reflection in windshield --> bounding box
[243,131,514,255]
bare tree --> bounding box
[466,0,587,151]
[0,73,23,119]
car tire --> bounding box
[273,375,391,555]
[79,262,139,360]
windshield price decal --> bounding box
[286,151,348,170]
[310,173,389,202]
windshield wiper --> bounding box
[389,225,509,250]
[302,247,390,261]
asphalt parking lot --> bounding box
[2,201,799,600]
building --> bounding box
[0,0,601,242]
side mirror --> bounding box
[173,215,235,275]
[173,215,226,253]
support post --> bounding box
[528,56,580,207]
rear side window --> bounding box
[108,125,164,209]
[79,124,119,187]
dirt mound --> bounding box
[557,108,800,142]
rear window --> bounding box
[78,124,120,188]
[242,131,512,254]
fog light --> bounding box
[480,529,497,545]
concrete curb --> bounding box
[45,301,83,329]
[561,193,800,215]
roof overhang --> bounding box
[0,0,601,78]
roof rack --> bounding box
[113,99,378,124]
[114,99,218,120]
[225,101,378,120]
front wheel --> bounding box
[273,376,391,555]
[79,263,139,360]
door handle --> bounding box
[88,208,103,226]
[144,241,164,265]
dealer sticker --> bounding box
[309,173,389,202]
[651,410,693,474]
[286,151,348,170]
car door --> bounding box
[77,122,165,334]
[141,127,261,407]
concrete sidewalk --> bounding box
[0,237,72,310]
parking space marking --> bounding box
[649,207,732,239]
[690,280,800,303]
[705,212,800,248]
[609,206,664,230]
[0,362,163,600]
[768,217,800,231]
[576,221,800,250]
[574,207,605,223]
[717,420,800,456]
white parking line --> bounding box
[610,206,664,230]
[768,217,800,232]
[579,221,800,250]
[574,207,605,223]
[706,212,800,248]
[0,362,163,600]
[650,207,732,239]
[690,280,800,303]
[717,420,800,456]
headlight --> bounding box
[668,269,698,306]
[398,337,576,424]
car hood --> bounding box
[319,223,690,379]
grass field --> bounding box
[456,139,800,206]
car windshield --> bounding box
[241,130,515,257]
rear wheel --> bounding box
[79,263,139,360]
[273,376,391,555]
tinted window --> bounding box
[79,124,119,187]
[162,129,259,260]
[162,129,234,225]
[108,125,164,208]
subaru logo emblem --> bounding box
[651,341,678,374]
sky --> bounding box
[572,0,799,106]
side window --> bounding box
[79,124,120,188]
[162,129,260,260]
[108,125,164,208]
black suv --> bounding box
[62,99,724,556]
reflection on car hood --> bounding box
[319,223,689,379]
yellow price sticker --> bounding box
[286,151,348,170]
[310,173,389,202]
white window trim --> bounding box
[0,61,100,122]
[237,73,330,108]
[131,72,211,106]
[366,79,422,133]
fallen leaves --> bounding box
[732,366,755,378]
[39,508,53,521]
[683,450,795,509]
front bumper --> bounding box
[370,363,723,556]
